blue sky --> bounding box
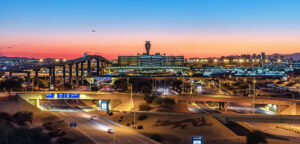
[0,0,300,58]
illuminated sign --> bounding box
[46,93,54,99]
[71,93,80,99]
[56,93,80,99]
[94,76,111,80]
[192,136,204,144]
[65,93,72,98]
[57,93,64,98]
[101,101,108,110]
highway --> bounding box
[52,112,158,144]
[43,99,158,144]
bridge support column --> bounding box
[101,62,104,75]
[69,64,72,85]
[35,99,40,107]
[34,70,39,90]
[87,60,91,75]
[63,65,66,88]
[224,102,228,112]
[76,63,79,87]
[49,67,52,90]
[110,99,122,110]
[81,62,84,85]
[277,105,289,113]
[96,59,100,76]
[27,72,31,89]
[9,72,12,79]
[219,102,225,110]
[52,66,55,90]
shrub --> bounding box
[152,97,175,106]
[56,137,76,144]
[144,94,155,104]
[137,125,143,129]
[139,104,152,111]
[0,112,11,121]
[42,122,53,127]
[12,111,33,125]
[152,97,164,105]
[0,125,52,144]
[149,134,163,142]
[138,114,148,121]
[162,98,175,105]
[246,130,267,144]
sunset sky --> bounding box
[1,0,300,59]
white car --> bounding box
[90,116,98,120]
[107,128,114,133]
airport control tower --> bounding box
[145,41,151,55]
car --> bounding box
[46,106,54,110]
[107,128,114,133]
[90,116,98,120]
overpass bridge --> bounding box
[165,95,300,114]
[169,95,293,105]
[18,91,300,114]
[17,91,300,123]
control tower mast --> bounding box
[145,41,151,55]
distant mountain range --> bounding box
[269,53,300,60]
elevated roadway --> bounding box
[130,111,300,124]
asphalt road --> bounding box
[47,100,158,144]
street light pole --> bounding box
[112,133,115,144]
[130,83,136,129]
[253,79,256,114]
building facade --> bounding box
[118,41,184,66]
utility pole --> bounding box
[253,79,256,114]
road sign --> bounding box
[57,93,64,98]
[46,93,54,99]
[65,93,72,98]
[71,93,80,99]
[192,136,204,144]
[87,78,94,84]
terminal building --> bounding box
[118,41,184,66]
[107,41,189,76]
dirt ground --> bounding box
[0,96,95,144]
